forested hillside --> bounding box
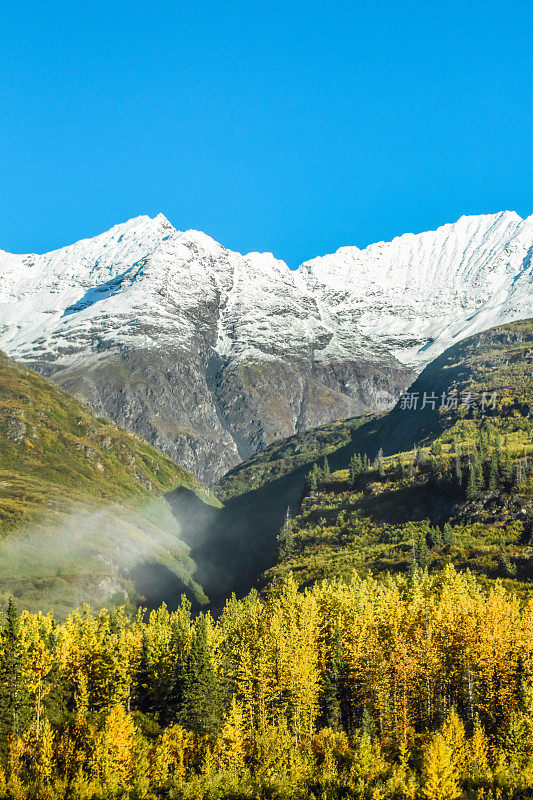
[263,320,532,595]
[265,413,532,594]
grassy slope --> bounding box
[262,320,533,594]
[0,352,219,615]
[215,413,381,502]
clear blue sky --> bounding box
[1,0,532,267]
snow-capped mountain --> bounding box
[0,211,531,481]
[298,210,533,368]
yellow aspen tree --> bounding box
[466,716,489,777]
[152,724,193,786]
[26,638,52,737]
[31,716,55,793]
[349,731,388,784]
[440,708,467,774]
[151,731,172,789]
[214,697,247,775]
[98,704,136,793]
[6,735,25,800]
[422,733,461,800]
[267,576,321,739]
[474,585,521,732]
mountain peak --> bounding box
[0,210,530,482]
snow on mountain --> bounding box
[297,211,533,367]
[0,211,531,481]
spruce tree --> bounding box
[488,450,499,490]
[466,459,479,500]
[442,523,455,548]
[454,454,463,487]
[428,526,443,549]
[277,507,294,558]
[349,453,363,485]
[501,450,513,488]
[414,447,425,468]
[320,624,346,730]
[305,463,319,493]
[181,615,223,738]
[164,606,190,725]
[0,599,31,752]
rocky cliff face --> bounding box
[0,211,531,482]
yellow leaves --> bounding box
[2,567,532,796]
[267,576,321,737]
[311,727,349,781]
[422,733,461,800]
[95,704,136,791]
[213,697,247,775]
[350,731,388,784]
[440,709,467,773]
[466,716,489,775]
[152,724,193,786]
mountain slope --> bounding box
[204,320,532,603]
[0,351,217,615]
[1,212,531,481]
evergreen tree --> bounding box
[442,523,455,548]
[414,446,426,469]
[411,531,432,571]
[320,624,347,731]
[428,526,443,549]
[181,615,223,738]
[305,463,319,493]
[277,507,294,558]
[454,454,463,487]
[502,449,513,487]
[322,456,330,477]
[488,449,499,490]
[466,459,480,500]
[0,599,31,752]
[164,600,192,725]
[349,453,363,485]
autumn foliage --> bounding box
[0,567,532,798]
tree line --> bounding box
[0,566,532,798]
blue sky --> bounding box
[1,0,531,267]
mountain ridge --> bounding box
[1,211,531,481]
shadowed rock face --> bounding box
[28,345,413,484]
